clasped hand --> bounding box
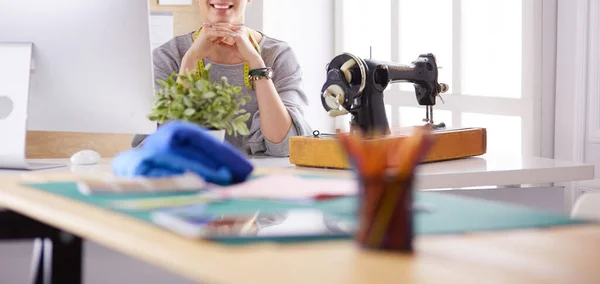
[187,22,263,67]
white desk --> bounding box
[2,154,594,191]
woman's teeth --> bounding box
[211,4,232,9]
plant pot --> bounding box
[208,129,226,142]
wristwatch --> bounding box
[248,67,274,89]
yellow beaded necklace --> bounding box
[192,26,261,89]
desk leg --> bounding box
[30,235,82,284]
[0,211,82,284]
[558,181,578,213]
[47,233,82,284]
[30,238,47,284]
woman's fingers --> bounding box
[204,22,244,32]
[228,24,244,31]
[204,26,237,38]
[211,26,238,34]
[210,37,226,45]
[197,23,244,48]
[204,22,244,28]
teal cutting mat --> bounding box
[24,180,587,244]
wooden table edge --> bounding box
[1,175,600,284]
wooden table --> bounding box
[0,156,598,283]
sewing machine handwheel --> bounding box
[325,53,367,97]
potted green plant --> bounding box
[147,64,252,141]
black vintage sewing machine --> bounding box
[287,53,486,169]
[320,53,449,134]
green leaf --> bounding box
[195,81,207,90]
[235,113,251,123]
[203,91,216,99]
[157,79,169,89]
[150,64,252,137]
[224,124,233,136]
[189,88,202,97]
[221,94,231,103]
[179,75,190,84]
[184,108,196,116]
[183,96,193,107]
[236,122,250,136]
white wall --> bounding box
[555,0,599,179]
[260,0,335,133]
[245,0,264,30]
[554,0,599,208]
[541,0,558,158]
[554,0,587,165]
[584,0,600,179]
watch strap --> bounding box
[248,68,273,90]
[249,67,273,78]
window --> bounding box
[335,0,543,157]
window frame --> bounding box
[333,0,555,158]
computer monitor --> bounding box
[0,0,157,169]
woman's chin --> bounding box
[208,16,235,24]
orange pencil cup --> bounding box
[355,173,414,252]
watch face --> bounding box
[267,69,274,78]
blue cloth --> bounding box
[112,121,254,185]
[141,121,254,183]
[112,148,233,185]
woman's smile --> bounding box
[210,2,234,14]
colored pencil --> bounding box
[336,126,433,250]
[367,129,423,247]
[337,132,365,173]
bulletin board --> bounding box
[148,0,203,36]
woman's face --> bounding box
[199,0,250,24]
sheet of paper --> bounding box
[158,0,193,5]
[76,173,206,195]
[213,175,358,200]
[149,13,174,51]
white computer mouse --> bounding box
[70,150,101,165]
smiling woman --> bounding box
[133,0,312,157]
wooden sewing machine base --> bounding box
[289,127,487,169]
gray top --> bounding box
[133,31,312,157]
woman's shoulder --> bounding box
[153,32,194,59]
[259,34,290,50]
[258,34,298,65]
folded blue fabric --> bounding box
[112,147,233,185]
[136,121,254,183]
